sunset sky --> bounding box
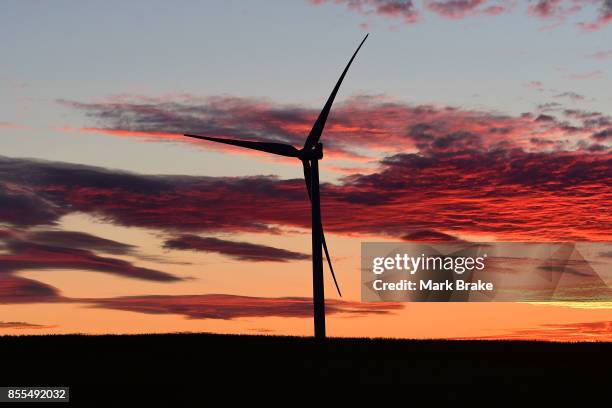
[1,0,611,341]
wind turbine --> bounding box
[184,34,368,339]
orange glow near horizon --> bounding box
[1,213,611,341]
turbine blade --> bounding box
[184,134,300,158]
[302,160,312,200]
[321,227,342,297]
[302,160,341,297]
[303,34,368,150]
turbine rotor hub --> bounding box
[299,143,323,161]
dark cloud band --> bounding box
[163,235,309,262]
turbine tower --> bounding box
[184,35,368,339]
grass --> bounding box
[1,333,610,401]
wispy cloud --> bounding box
[0,271,402,319]
[27,230,137,256]
[0,230,182,283]
[587,49,612,60]
[86,294,402,320]
[526,80,545,90]
[566,70,603,80]
[425,0,510,19]
[63,94,608,163]
[0,321,51,330]
[578,0,612,31]
[308,0,612,31]
[309,0,420,23]
[553,91,586,101]
[163,235,310,262]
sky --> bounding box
[0,0,611,341]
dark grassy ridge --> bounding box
[1,333,610,402]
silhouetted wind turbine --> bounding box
[184,34,368,339]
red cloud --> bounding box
[308,0,612,30]
[63,94,606,164]
[309,0,420,23]
[425,0,489,18]
[528,0,571,19]
[578,0,612,30]
[1,148,610,243]
[553,91,586,101]
[530,0,556,17]
[8,93,612,244]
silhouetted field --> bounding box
[0,333,610,402]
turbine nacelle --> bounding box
[298,143,323,161]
